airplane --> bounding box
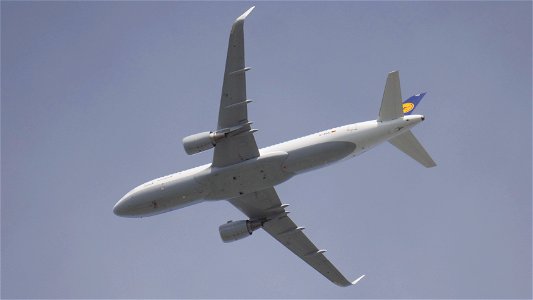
[113,6,436,287]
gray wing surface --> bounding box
[229,188,365,287]
[213,7,259,167]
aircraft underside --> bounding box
[114,6,435,287]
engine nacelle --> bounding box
[219,220,262,243]
[182,131,225,155]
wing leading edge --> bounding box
[218,7,363,287]
[229,188,365,287]
[212,7,259,168]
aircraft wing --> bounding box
[213,7,259,168]
[229,188,365,287]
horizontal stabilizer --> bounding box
[389,130,436,168]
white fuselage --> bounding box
[113,115,424,217]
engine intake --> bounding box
[219,220,262,243]
[182,131,225,155]
[182,122,255,155]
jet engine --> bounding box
[182,122,255,155]
[219,220,263,243]
[182,131,225,155]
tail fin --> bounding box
[379,71,428,120]
[378,71,403,122]
[402,93,426,115]
[389,130,436,168]
[379,71,436,167]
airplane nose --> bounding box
[113,196,130,216]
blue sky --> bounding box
[2,2,531,298]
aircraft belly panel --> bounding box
[282,141,356,174]
[203,151,291,199]
[127,177,207,217]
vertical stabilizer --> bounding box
[402,92,426,115]
[378,71,403,122]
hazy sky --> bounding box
[2,1,531,298]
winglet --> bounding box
[231,7,255,35]
[235,6,255,23]
[351,274,366,285]
[334,274,366,287]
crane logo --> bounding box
[403,102,415,114]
